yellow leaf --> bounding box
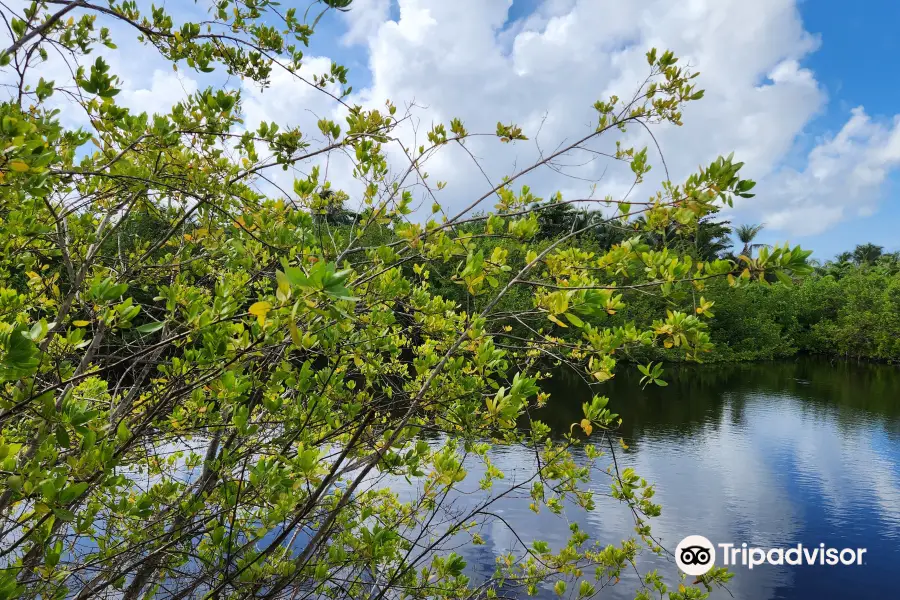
[580,419,593,437]
[547,314,568,328]
[289,321,302,346]
[249,301,271,326]
[8,160,29,172]
[73,320,90,327]
[249,301,271,316]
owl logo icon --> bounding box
[675,535,716,576]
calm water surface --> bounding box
[402,358,900,600]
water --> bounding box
[397,358,900,600]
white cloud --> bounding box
[341,0,392,46]
[7,0,899,236]
[764,108,900,234]
[240,57,344,131]
[0,0,201,127]
[118,70,199,117]
[329,0,900,235]
[236,57,365,204]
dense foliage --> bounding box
[707,248,900,362]
[617,241,900,363]
[0,2,813,600]
[436,206,900,364]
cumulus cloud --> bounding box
[118,70,199,117]
[341,0,393,46]
[332,0,900,235]
[6,0,899,236]
[0,0,202,126]
[764,108,900,235]
[236,57,363,202]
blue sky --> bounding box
[790,0,900,257]
[21,0,891,262]
[299,0,900,260]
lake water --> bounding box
[400,358,900,600]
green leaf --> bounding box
[52,508,76,522]
[71,409,99,426]
[80,428,96,451]
[59,482,89,504]
[281,266,308,286]
[55,426,70,449]
[326,291,359,302]
[135,321,165,334]
[6,475,23,492]
[563,312,584,328]
[116,420,130,443]
[774,270,793,286]
[0,326,39,381]
[96,282,129,301]
[40,479,57,502]
[212,525,225,545]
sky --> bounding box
[321,0,900,259]
[4,0,900,260]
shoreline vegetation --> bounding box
[337,205,900,365]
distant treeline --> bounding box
[419,202,900,364]
[636,258,900,363]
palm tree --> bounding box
[534,202,628,246]
[631,213,732,261]
[694,216,733,261]
[851,243,883,265]
[735,223,766,258]
[835,251,853,263]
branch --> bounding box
[2,1,85,58]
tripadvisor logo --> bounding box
[675,535,867,575]
[676,535,716,576]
